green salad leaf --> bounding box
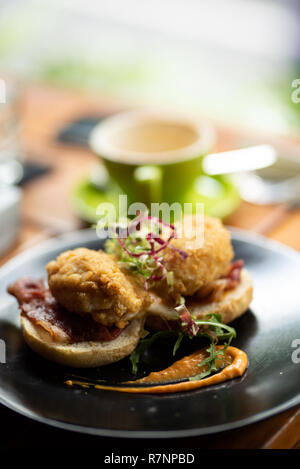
[129,313,236,380]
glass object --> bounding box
[0,75,23,185]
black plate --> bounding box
[0,229,299,438]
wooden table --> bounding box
[1,83,300,449]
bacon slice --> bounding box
[226,259,244,286]
[8,278,122,344]
[195,260,244,303]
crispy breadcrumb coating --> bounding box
[155,216,234,301]
[46,248,151,328]
[46,217,233,325]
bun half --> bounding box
[187,268,253,324]
[147,268,253,327]
[20,316,145,368]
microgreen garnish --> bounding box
[130,330,178,374]
[175,303,199,336]
[172,332,185,356]
[105,212,187,290]
[189,314,236,380]
[129,312,236,379]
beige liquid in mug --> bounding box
[107,121,199,161]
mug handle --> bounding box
[133,165,163,205]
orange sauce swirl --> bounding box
[65,346,248,394]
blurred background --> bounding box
[0,0,300,257]
[1,0,299,132]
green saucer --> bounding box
[185,174,241,218]
[71,174,240,224]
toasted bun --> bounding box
[20,316,145,368]
[146,269,253,327]
[187,269,253,323]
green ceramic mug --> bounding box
[89,110,216,206]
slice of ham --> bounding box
[195,260,244,303]
[146,260,245,332]
[227,259,244,285]
[8,278,122,344]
